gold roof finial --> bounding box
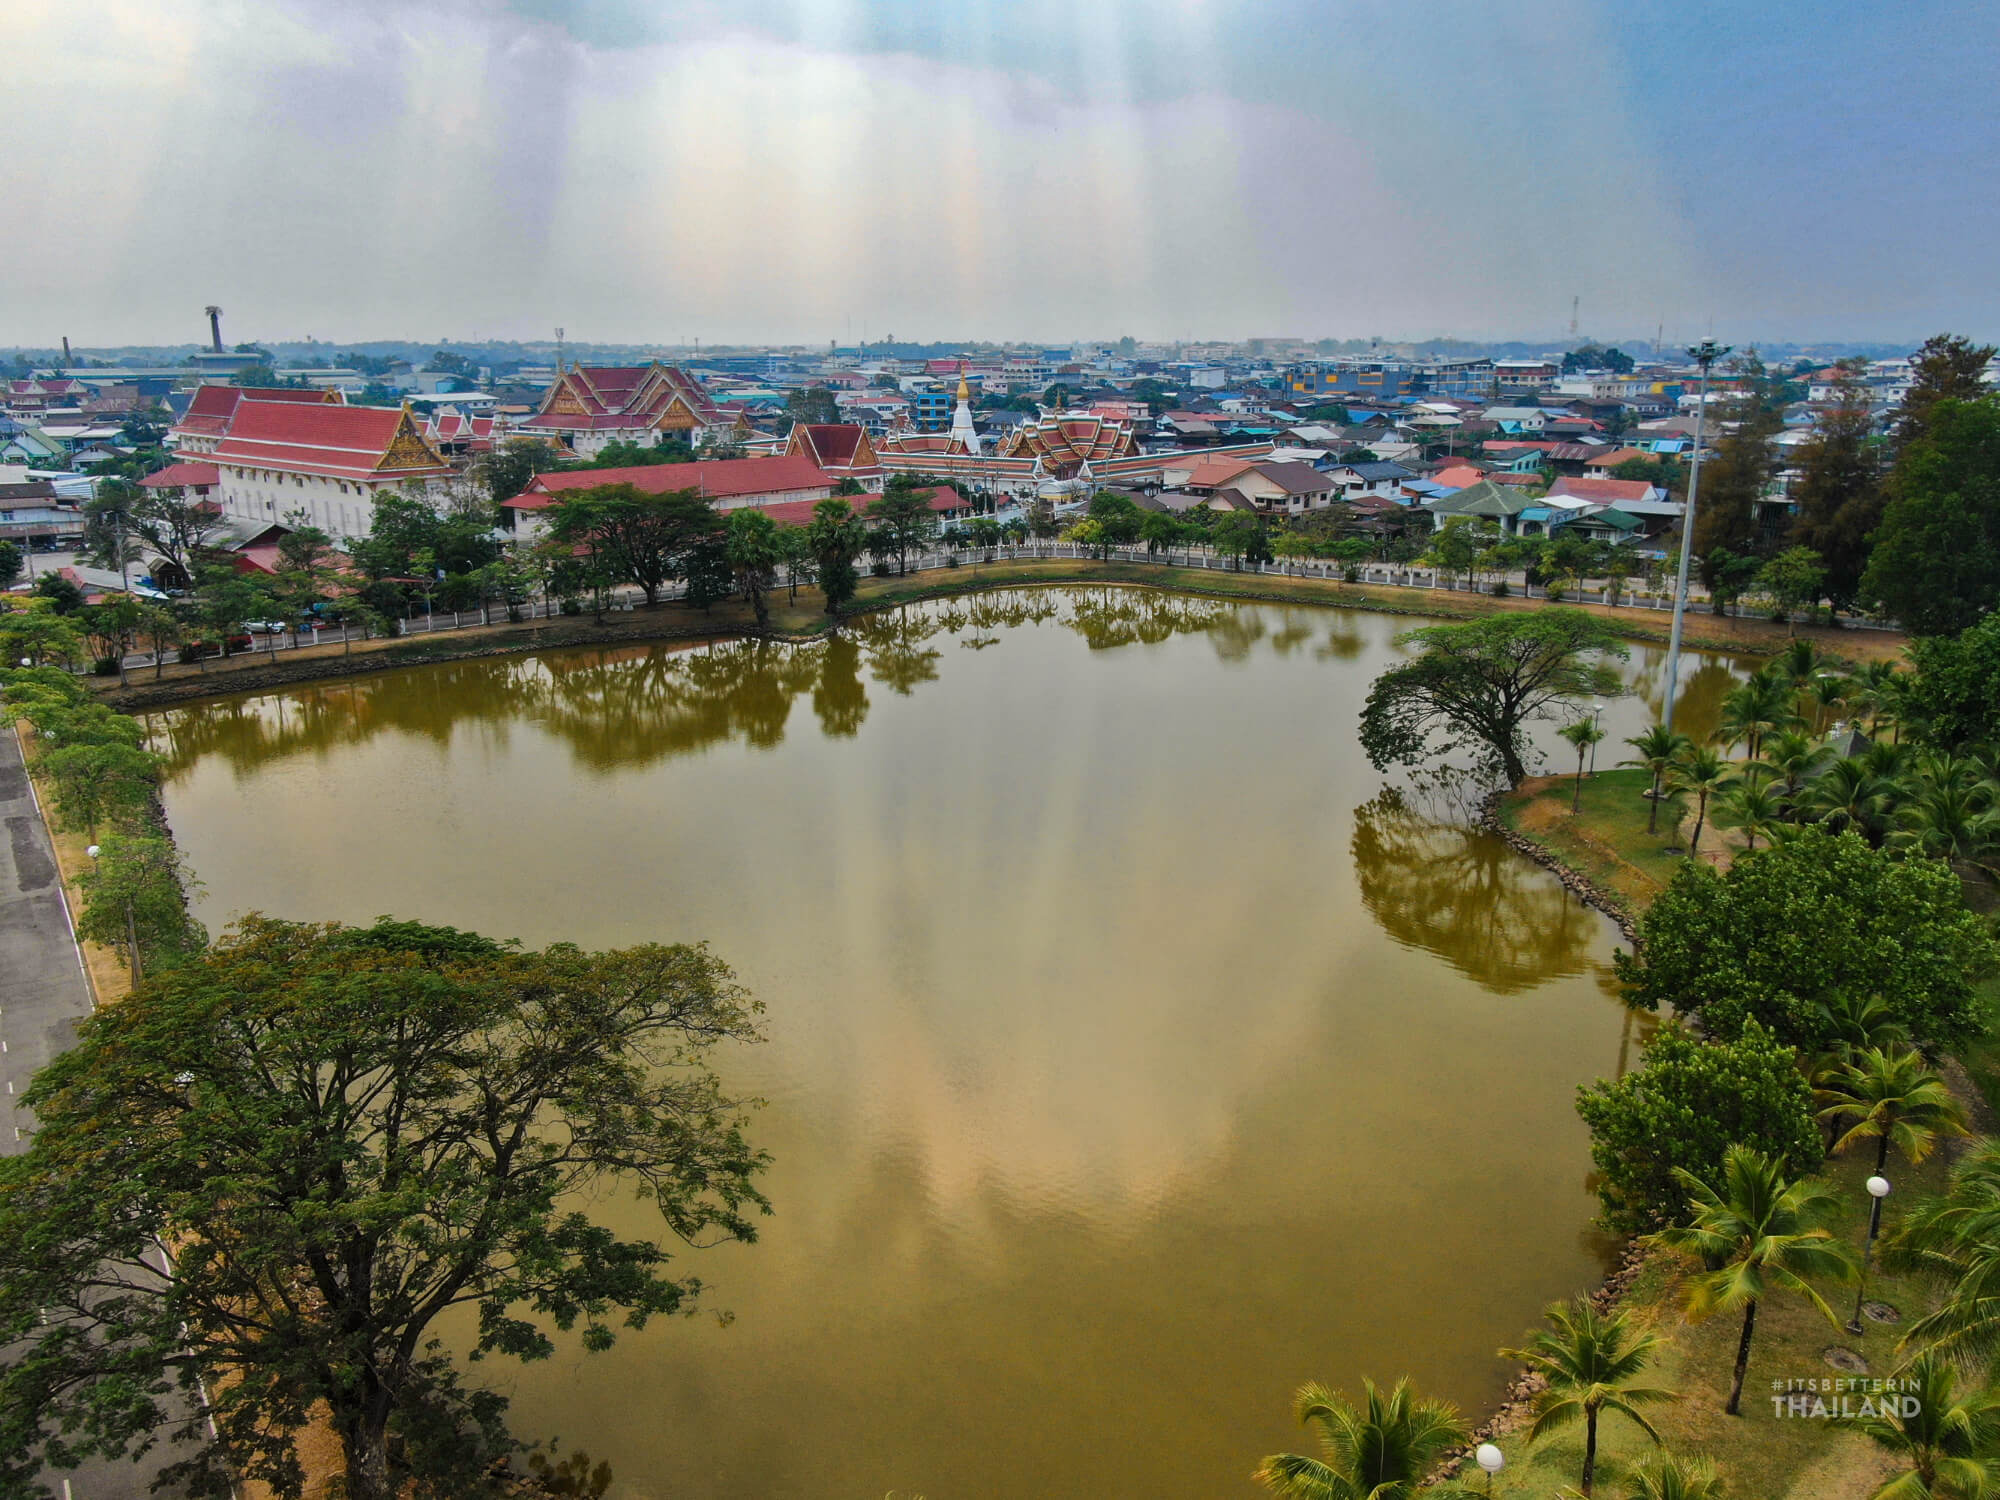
[956,361,971,403]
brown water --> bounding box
[149,588,1737,1500]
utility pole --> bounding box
[1569,296,1579,341]
[1662,338,1731,734]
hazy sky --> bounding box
[6,0,1995,349]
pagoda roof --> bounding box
[209,403,449,483]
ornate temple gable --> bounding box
[376,407,449,473]
[541,371,596,417]
[852,429,879,466]
[653,393,702,432]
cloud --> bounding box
[0,0,1984,346]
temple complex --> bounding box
[516,362,747,456]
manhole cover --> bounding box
[1863,1301,1902,1324]
[1823,1346,1869,1373]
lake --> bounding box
[149,587,1738,1499]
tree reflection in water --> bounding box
[1349,789,1610,996]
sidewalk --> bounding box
[0,723,94,1156]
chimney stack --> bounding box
[205,304,225,353]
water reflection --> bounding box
[1351,790,1609,994]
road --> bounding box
[0,725,199,1498]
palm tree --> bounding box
[1886,1142,2000,1363]
[1753,729,1830,800]
[1816,1046,1970,1175]
[1713,777,1786,852]
[1776,638,1830,692]
[1624,725,1693,835]
[1500,1297,1675,1496]
[1832,1349,2000,1500]
[1254,1377,1480,1500]
[1891,752,2000,876]
[1803,993,1914,1152]
[1666,745,1735,855]
[1619,1453,1726,1500]
[1647,1145,1855,1416]
[1807,672,1852,735]
[1801,758,1896,845]
[1561,719,1609,813]
[1848,660,1904,740]
[724,507,784,627]
[1717,672,1796,761]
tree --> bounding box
[777,526,816,605]
[1816,1046,1970,1175]
[1042,382,1072,411]
[135,601,181,680]
[1622,725,1693,835]
[1894,333,1999,453]
[1559,718,1607,812]
[1864,395,2000,635]
[1086,490,1144,548]
[545,484,720,607]
[1253,1377,1477,1500]
[0,604,84,668]
[1360,610,1625,788]
[1788,366,1884,610]
[0,539,20,590]
[73,832,206,980]
[1138,510,1180,555]
[865,487,940,576]
[807,498,867,616]
[1756,546,1826,631]
[194,564,270,656]
[1714,777,1786,852]
[32,572,86,615]
[1885,1142,2000,1364]
[1890,750,2000,877]
[723,508,782,627]
[125,483,226,590]
[1577,1021,1821,1234]
[784,385,838,427]
[40,741,163,835]
[1833,1350,2000,1500]
[0,916,770,1500]
[1614,825,1997,1053]
[1692,369,1784,571]
[1715,669,1797,762]
[1666,743,1734,854]
[1647,1145,1855,1416]
[1904,613,2000,750]
[1500,1298,1673,1497]
[471,438,567,506]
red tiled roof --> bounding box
[175,384,340,438]
[520,363,729,433]
[1547,477,1660,504]
[1586,446,1654,469]
[1183,456,1257,489]
[141,461,221,489]
[211,404,450,482]
[791,423,866,468]
[503,455,831,510]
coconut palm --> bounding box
[1666,745,1735,855]
[1561,719,1609,813]
[1816,1046,1971,1175]
[1716,672,1796,761]
[1500,1297,1676,1496]
[1619,1452,1726,1500]
[1807,672,1852,735]
[1624,725,1693,835]
[1891,753,2000,876]
[1254,1377,1480,1500]
[1752,729,1831,800]
[1801,758,1897,845]
[1887,1142,2000,1363]
[1831,1349,2000,1500]
[1803,993,1914,1151]
[1713,777,1787,852]
[1776,638,1830,692]
[1646,1145,1855,1416]
[1848,660,1905,740]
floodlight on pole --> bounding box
[1661,338,1731,734]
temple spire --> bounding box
[949,361,981,455]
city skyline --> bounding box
[5,0,1997,348]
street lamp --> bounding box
[1661,338,1732,734]
[1475,1442,1504,1495]
[84,842,143,984]
[1590,699,1606,773]
[1847,1174,1892,1334]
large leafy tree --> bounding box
[1787,365,1884,610]
[1500,1298,1674,1497]
[544,483,721,607]
[807,498,867,616]
[1358,608,1626,787]
[1648,1146,1854,1417]
[1864,395,2000,635]
[723,507,782,626]
[1904,611,2000,750]
[1693,354,1785,575]
[0,917,769,1500]
[1577,1021,1821,1234]
[1253,1377,1478,1500]
[1893,333,1999,453]
[1614,825,1996,1053]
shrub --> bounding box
[92,656,121,676]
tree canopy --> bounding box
[545,483,723,607]
[0,916,769,1500]
[1358,608,1626,787]
[1614,825,1996,1053]
[1863,395,2000,635]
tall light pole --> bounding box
[1661,338,1731,734]
[1847,1174,1892,1335]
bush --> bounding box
[1491,580,1510,598]
[559,598,582,616]
[1343,565,1361,583]
[177,642,213,664]
[945,554,959,568]
[92,656,120,676]
[871,560,892,577]
[1616,825,1997,1053]
[1576,1020,1821,1232]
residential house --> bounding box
[1324,459,1416,503]
[1421,479,1537,533]
[1482,406,1549,435]
[1583,446,1654,480]
[1544,476,1680,538]
[0,480,85,551]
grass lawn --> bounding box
[1485,1148,1956,1500]
[1498,767,1691,914]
